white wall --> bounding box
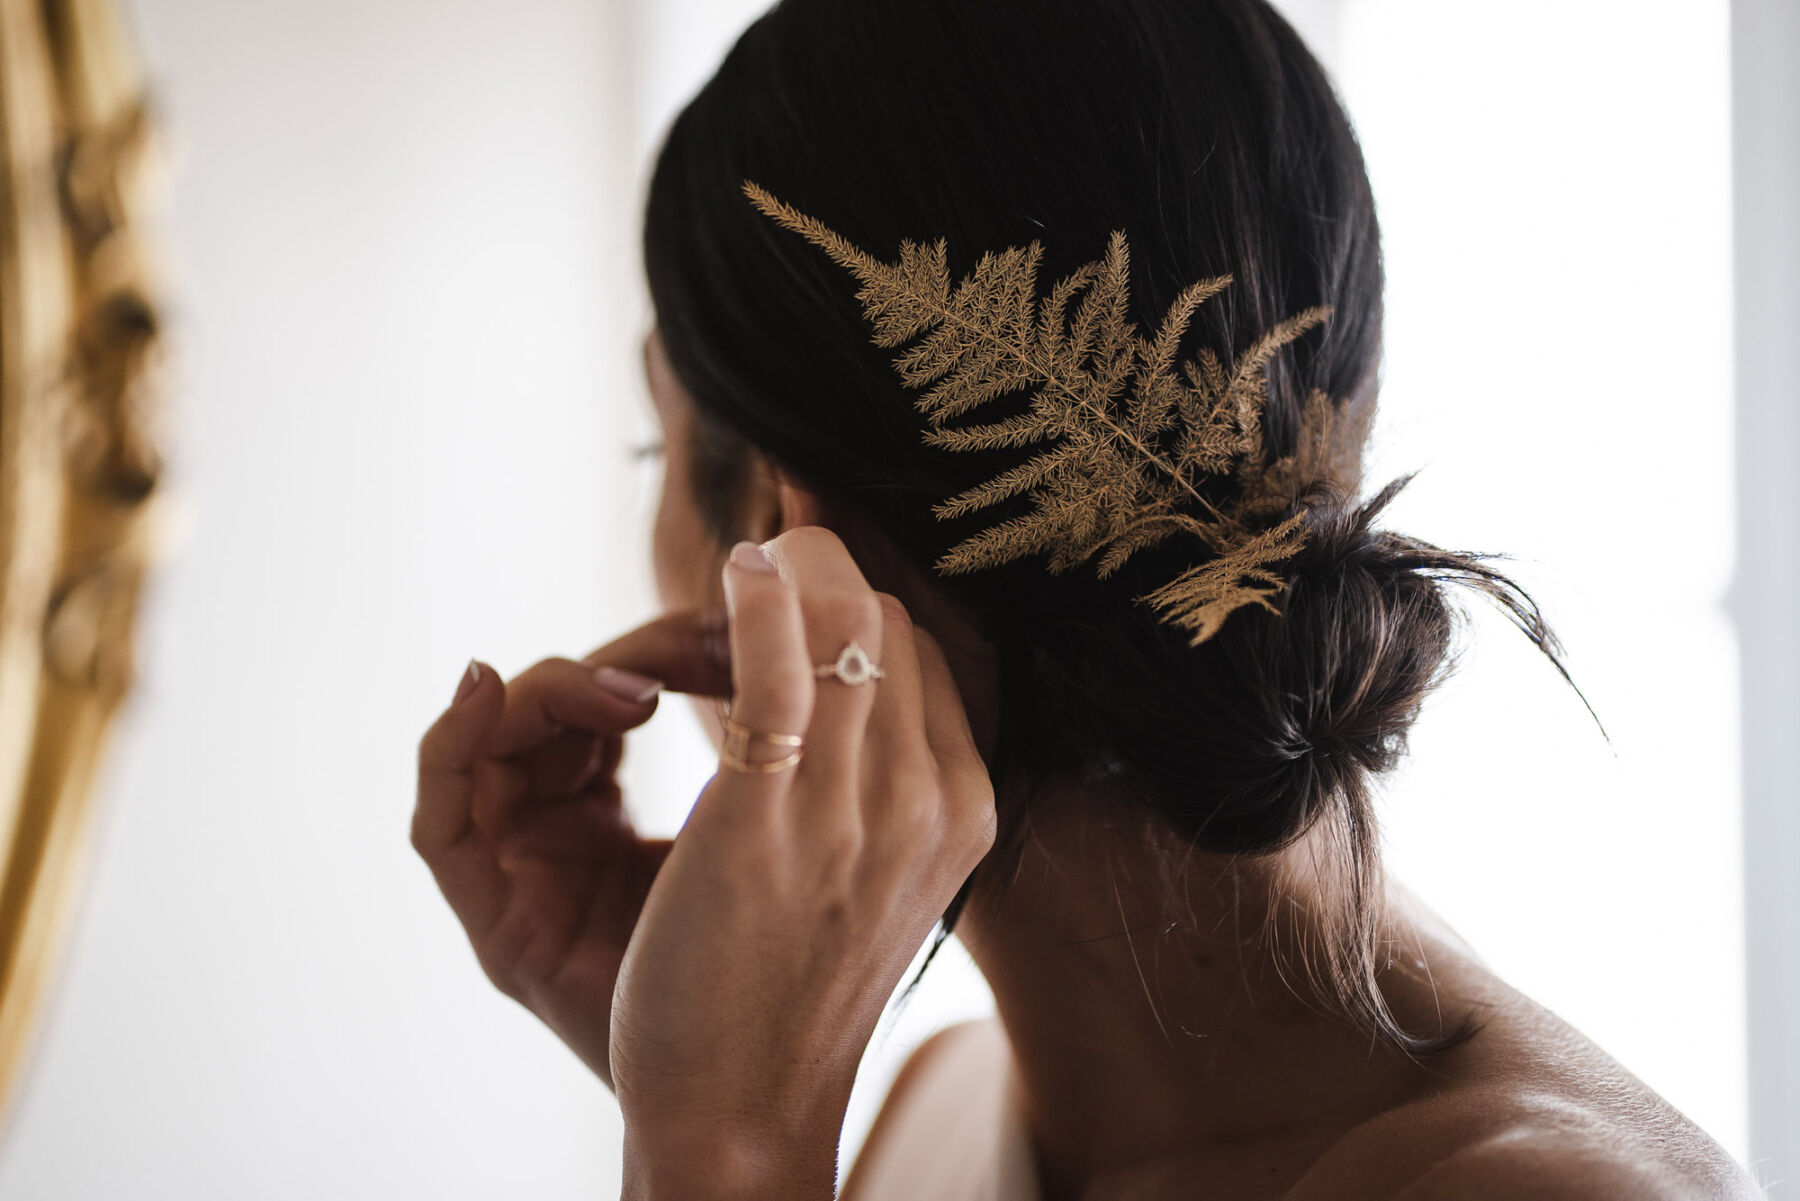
[1338,0,1746,1165]
[0,1,652,1196]
[1731,0,1800,1186]
[0,1,1756,1196]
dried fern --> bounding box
[1136,510,1311,645]
[742,178,1337,646]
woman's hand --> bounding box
[412,608,733,1091]
[608,527,996,1199]
[414,525,995,1200]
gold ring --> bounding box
[814,640,885,685]
[720,713,804,773]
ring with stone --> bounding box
[814,639,885,685]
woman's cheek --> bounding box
[644,439,731,748]
[650,481,684,614]
[650,459,726,616]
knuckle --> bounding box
[965,805,999,860]
[807,587,883,637]
[803,823,866,891]
[408,814,432,857]
[473,944,523,1001]
[911,623,948,668]
[417,723,457,773]
[819,816,864,861]
[770,524,849,561]
[887,781,943,847]
[873,591,912,633]
[971,801,999,850]
[485,969,525,1004]
[950,788,999,859]
[506,657,562,692]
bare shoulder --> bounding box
[1292,1065,1763,1201]
[1290,989,1762,1201]
[1382,1120,1765,1201]
[838,1018,999,1201]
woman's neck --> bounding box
[954,779,1471,1197]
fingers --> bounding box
[857,605,994,888]
[912,627,998,869]
[414,660,509,935]
[760,530,886,788]
[415,610,738,997]
[716,541,815,780]
[708,525,987,893]
[580,609,733,701]
[522,724,617,801]
[484,607,735,788]
[419,608,729,857]
[485,656,662,759]
[861,592,929,798]
[912,627,982,773]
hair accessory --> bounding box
[720,714,804,773]
[814,640,885,685]
[741,179,1347,647]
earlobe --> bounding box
[775,473,828,536]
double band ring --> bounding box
[717,639,885,774]
[720,714,803,773]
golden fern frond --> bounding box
[1137,510,1311,647]
[1172,304,1334,484]
[1095,514,1191,579]
[740,181,954,349]
[1239,386,1375,522]
[931,442,1082,521]
[1191,347,1229,403]
[892,241,1045,419]
[741,178,1332,645]
[933,506,1065,575]
[1217,305,1334,458]
[1126,273,1234,445]
[920,406,1060,454]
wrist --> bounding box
[613,1037,861,1199]
[620,1126,837,1201]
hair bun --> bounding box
[1225,475,1453,842]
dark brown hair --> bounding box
[640,0,1602,1056]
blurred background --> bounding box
[0,0,1791,1196]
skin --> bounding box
[412,325,1762,1201]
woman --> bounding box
[413,1,1759,1196]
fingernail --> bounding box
[594,664,662,703]
[729,540,776,573]
[453,659,483,704]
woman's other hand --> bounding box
[412,609,732,1092]
[609,527,997,1200]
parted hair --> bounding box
[641,0,1595,1056]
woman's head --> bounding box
[640,0,1584,1055]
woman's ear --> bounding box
[774,471,829,535]
[737,459,830,542]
